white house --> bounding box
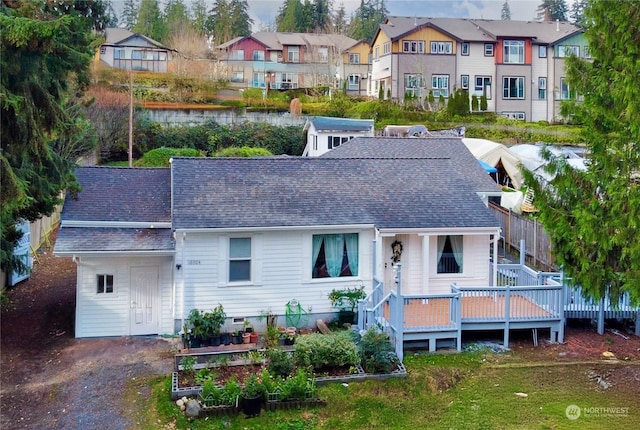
[54,138,501,338]
[99,28,170,73]
[302,116,375,157]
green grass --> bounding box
[130,351,640,430]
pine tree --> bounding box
[523,0,640,305]
[569,0,587,27]
[333,2,348,34]
[133,0,166,42]
[190,0,209,36]
[207,0,231,45]
[229,0,252,38]
[535,0,568,22]
[501,0,511,20]
[276,0,306,32]
[121,0,139,30]
[164,0,190,37]
[350,0,388,42]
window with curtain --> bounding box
[312,233,358,278]
[229,238,251,282]
[437,235,463,274]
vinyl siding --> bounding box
[460,43,496,112]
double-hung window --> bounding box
[461,42,470,55]
[403,40,424,53]
[253,50,265,61]
[475,76,492,99]
[228,49,244,60]
[538,45,547,58]
[560,78,575,100]
[347,74,360,91]
[484,43,494,56]
[349,53,360,64]
[383,41,391,55]
[538,77,547,100]
[288,46,299,63]
[312,233,359,278]
[461,75,469,90]
[97,274,114,294]
[503,40,524,64]
[503,76,525,99]
[229,238,251,282]
[432,74,449,98]
[437,236,463,274]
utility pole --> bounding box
[128,70,133,167]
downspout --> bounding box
[180,232,186,333]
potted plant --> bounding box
[240,373,265,417]
[203,304,226,346]
[186,309,206,348]
[328,286,366,325]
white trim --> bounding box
[379,227,500,236]
[61,220,171,228]
[174,224,375,234]
[55,250,174,257]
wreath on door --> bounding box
[390,240,403,263]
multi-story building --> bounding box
[99,28,170,73]
[370,17,588,122]
[216,32,368,92]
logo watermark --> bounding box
[565,404,630,420]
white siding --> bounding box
[176,228,374,329]
[458,43,496,112]
[75,256,172,337]
[531,50,549,122]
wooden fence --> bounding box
[489,202,556,271]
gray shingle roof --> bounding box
[322,137,502,194]
[55,228,174,253]
[61,167,171,223]
[171,153,499,230]
[306,116,374,132]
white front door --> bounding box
[130,266,159,335]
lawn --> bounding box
[129,350,640,430]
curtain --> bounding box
[437,236,446,263]
[324,235,343,277]
[345,233,359,276]
[450,235,463,272]
[312,235,323,273]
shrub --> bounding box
[212,146,273,157]
[200,380,223,407]
[136,147,202,167]
[195,368,216,385]
[480,95,488,111]
[279,368,312,401]
[294,331,358,370]
[221,376,242,405]
[471,95,479,111]
[358,328,398,374]
[267,347,294,378]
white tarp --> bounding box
[500,190,524,214]
[509,144,587,184]
[462,138,524,189]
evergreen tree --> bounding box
[523,0,640,305]
[501,0,511,20]
[207,0,231,45]
[121,0,139,30]
[535,0,568,22]
[276,0,306,32]
[190,0,209,36]
[333,2,349,34]
[569,0,587,27]
[349,0,387,42]
[229,0,252,38]
[0,1,96,273]
[133,0,165,42]
[312,0,332,32]
[164,0,190,36]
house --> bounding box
[302,116,375,157]
[98,28,170,73]
[54,138,502,338]
[215,32,363,90]
[369,17,584,122]
[337,39,371,96]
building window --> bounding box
[484,43,494,56]
[437,236,463,274]
[348,53,360,64]
[583,46,591,58]
[328,135,351,149]
[229,237,251,282]
[461,42,470,55]
[503,40,525,64]
[538,77,546,100]
[97,274,114,294]
[432,75,449,98]
[347,74,360,91]
[253,50,265,61]
[230,70,244,83]
[132,50,143,60]
[374,46,380,60]
[159,52,167,61]
[288,46,299,62]
[539,45,547,58]
[318,47,328,63]
[475,76,492,99]
[430,41,452,54]
[114,48,125,59]
[383,41,391,54]
[312,233,358,278]
[404,73,423,97]
[558,45,579,57]
[503,76,525,99]
[228,49,244,60]
[461,75,469,90]
[402,40,424,54]
[281,72,298,89]
[560,78,575,99]
[501,111,526,120]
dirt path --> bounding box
[0,230,177,430]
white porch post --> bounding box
[395,263,404,362]
[493,232,499,287]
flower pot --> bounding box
[338,310,356,325]
[241,394,262,417]
[284,336,295,346]
[232,334,243,344]
[209,335,221,347]
[220,332,231,345]
[249,332,258,343]
[242,333,251,344]
[189,337,202,349]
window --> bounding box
[475,76,492,99]
[404,73,423,97]
[228,49,244,60]
[538,45,547,58]
[437,236,463,274]
[484,43,494,56]
[229,238,251,282]
[288,46,299,62]
[383,41,391,54]
[404,40,425,53]
[461,42,470,55]
[558,45,579,57]
[503,76,525,99]
[114,48,125,59]
[159,52,167,61]
[132,50,143,60]
[328,136,351,149]
[281,72,298,89]
[560,77,575,100]
[503,40,525,64]
[374,46,380,60]
[312,233,358,278]
[253,50,265,61]
[538,77,546,100]
[318,47,328,63]
[347,74,360,90]
[230,70,244,83]
[252,72,265,87]
[349,53,360,64]
[461,75,469,90]
[583,46,591,58]
[432,75,449,98]
[430,41,452,54]
[501,111,526,120]
[97,274,114,294]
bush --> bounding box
[136,147,203,167]
[213,146,273,157]
[267,348,294,378]
[200,380,223,407]
[294,331,358,370]
[279,368,312,401]
[358,328,398,374]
